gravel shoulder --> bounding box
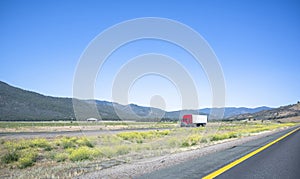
[78,126,296,179]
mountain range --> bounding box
[227,102,300,121]
[0,81,278,121]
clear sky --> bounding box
[1,0,300,110]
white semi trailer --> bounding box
[180,114,207,127]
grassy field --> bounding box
[0,121,298,178]
[0,121,176,128]
[0,121,177,132]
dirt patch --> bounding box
[277,116,300,123]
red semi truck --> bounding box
[180,114,207,127]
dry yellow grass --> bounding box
[0,121,298,178]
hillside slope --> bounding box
[228,102,300,120]
[0,81,164,121]
[0,81,74,120]
[0,81,275,121]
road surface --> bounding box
[137,126,300,179]
[215,127,300,179]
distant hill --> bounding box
[0,81,74,121]
[0,81,274,121]
[0,81,165,121]
[200,106,272,118]
[227,102,300,121]
[163,107,272,120]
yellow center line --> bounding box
[202,127,300,179]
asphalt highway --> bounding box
[138,126,300,179]
[216,127,300,179]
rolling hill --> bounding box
[0,81,275,121]
[0,81,165,121]
[227,102,300,121]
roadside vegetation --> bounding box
[0,121,176,132]
[0,121,298,178]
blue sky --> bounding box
[1,0,300,110]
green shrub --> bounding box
[211,134,229,141]
[188,134,201,146]
[5,140,29,150]
[2,150,19,164]
[54,153,68,162]
[29,138,52,150]
[58,137,77,149]
[228,132,239,138]
[140,131,155,139]
[69,146,100,161]
[18,157,34,168]
[117,130,170,143]
[181,141,190,147]
[56,136,95,149]
[17,151,38,168]
[117,132,142,140]
[157,130,171,136]
[76,137,94,148]
[181,134,201,147]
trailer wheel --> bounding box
[196,124,201,127]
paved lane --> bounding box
[216,127,300,179]
[137,127,299,179]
